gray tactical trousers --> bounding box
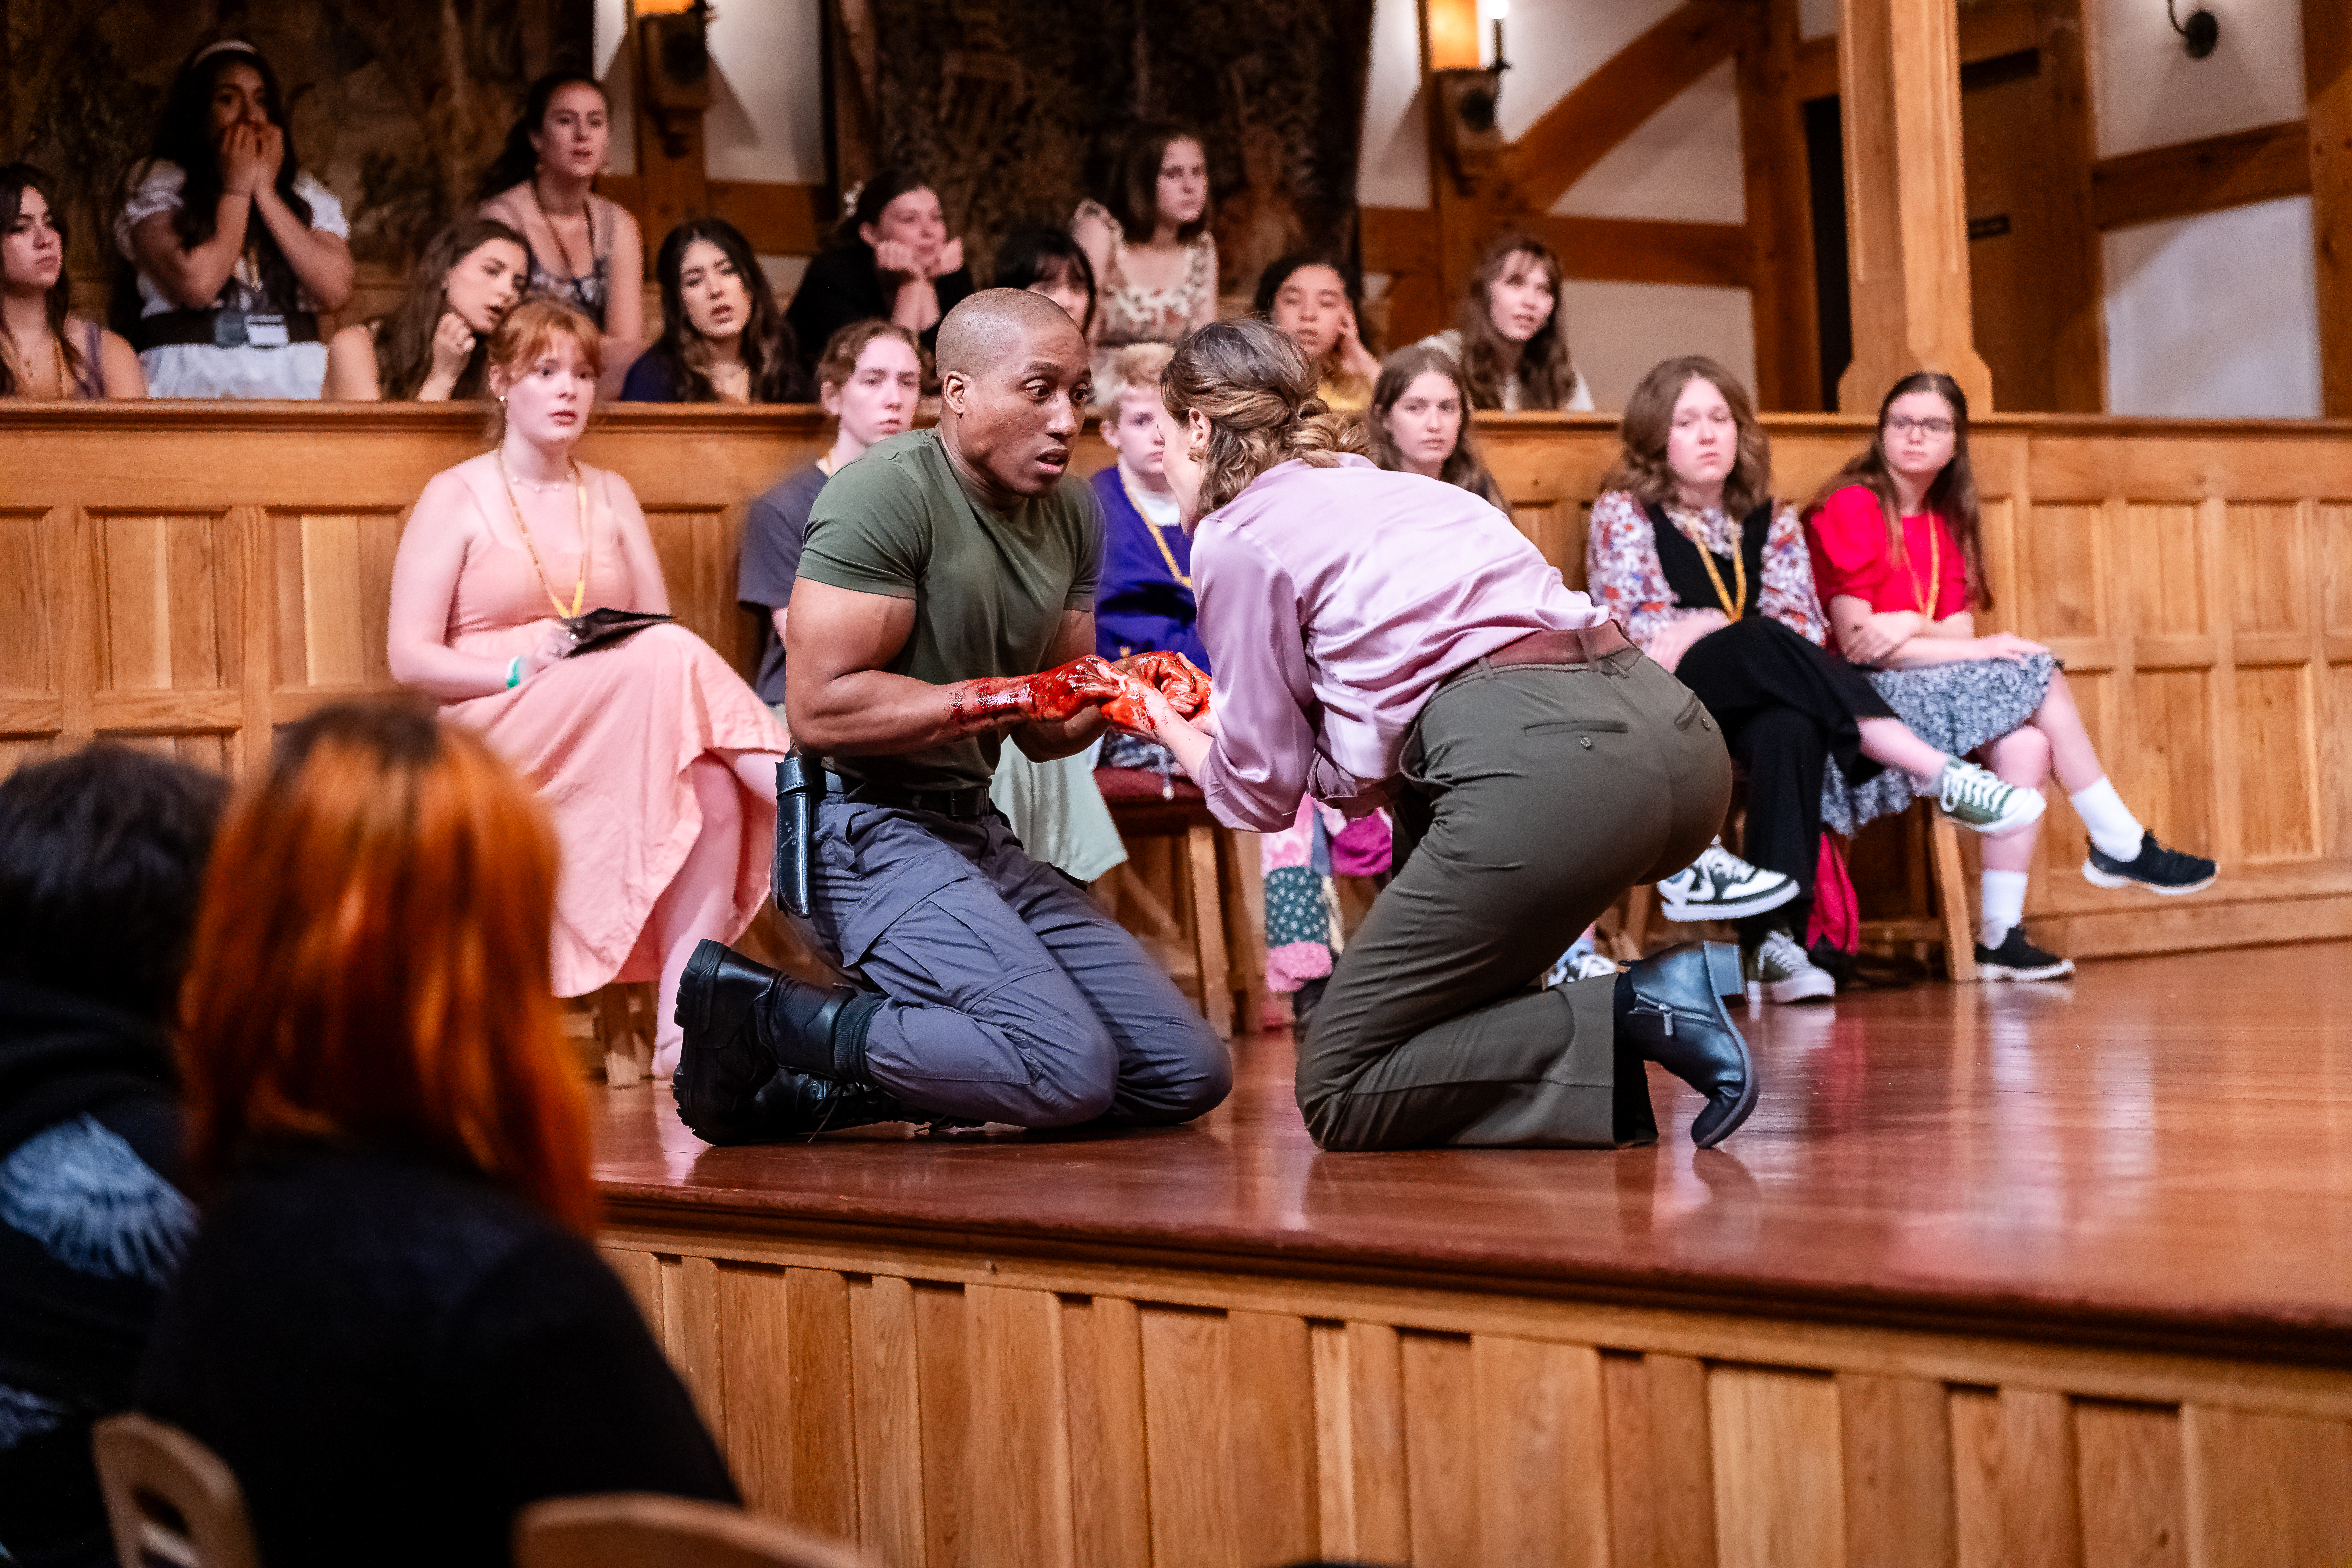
[801,799,1232,1128]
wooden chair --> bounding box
[1094,766,1267,1039]
[91,1413,260,1568]
[514,1494,867,1568]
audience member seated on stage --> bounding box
[1591,356,2047,1003]
[0,747,224,1568]
[1117,319,1754,1150]
[674,290,1230,1144]
[1072,122,1218,361]
[784,170,973,378]
[622,218,810,404]
[321,217,526,401]
[992,224,1098,337]
[1417,232,1591,412]
[1090,341,1206,671]
[4,164,145,399]
[386,299,789,1079]
[477,72,645,346]
[1807,374,2218,981]
[739,318,923,719]
[136,704,738,1568]
[115,40,354,399]
[1366,343,1505,509]
[1256,251,1382,413]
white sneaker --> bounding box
[1936,760,2046,837]
[1749,928,1836,1004]
[1542,947,1621,987]
[1658,839,1802,921]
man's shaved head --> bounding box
[936,288,1094,507]
[935,287,1086,379]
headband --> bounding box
[191,39,260,66]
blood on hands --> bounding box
[945,656,1129,729]
[1111,651,1210,717]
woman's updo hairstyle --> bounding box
[1161,319,1368,515]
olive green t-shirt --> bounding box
[797,428,1101,791]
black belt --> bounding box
[820,767,995,819]
[135,309,320,350]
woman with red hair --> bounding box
[135,703,735,1567]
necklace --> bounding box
[529,178,593,283]
[1904,514,1943,616]
[1123,474,1190,588]
[496,452,590,617]
[2,330,68,398]
[1672,504,1747,619]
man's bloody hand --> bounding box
[945,656,1128,730]
[1112,651,1210,717]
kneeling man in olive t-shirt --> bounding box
[673,290,1231,1140]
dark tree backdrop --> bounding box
[868,0,1376,303]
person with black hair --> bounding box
[992,224,1097,337]
[114,39,353,399]
[1071,123,1217,356]
[782,170,974,376]
[0,746,226,1568]
[478,72,645,345]
[1256,251,1381,413]
[621,218,810,404]
[3,164,144,400]
[322,217,527,401]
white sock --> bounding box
[1979,870,2030,949]
[2069,777,2144,861]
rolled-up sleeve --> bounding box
[1191,526,1330,831]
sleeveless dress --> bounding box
[481,191,613,327]
[1072,199,1214,349]
[438,466,788,995]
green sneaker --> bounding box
[1936,760,2046,837]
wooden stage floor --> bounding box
[595,939,2352,1360]
[590,942,2352,1566]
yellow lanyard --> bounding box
[497,454,590,618]
[1673,507,1747,619]
[1904,516,1942,616]
[1126,475,1191,589]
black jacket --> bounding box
[783,241,974,373]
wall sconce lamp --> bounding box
[639,0,715,158]
[1431,0,1509,191]
[2167,0,2219,59]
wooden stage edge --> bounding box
[590,942,2352,1567]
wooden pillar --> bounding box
[633,10,711,243]
[2309,0,2352,417]
[2034,0,2106,412]
[1737,0,1820,411]
[1834,0,1993,412]
[1425,0,1505,310]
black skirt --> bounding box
[1671,616,1892,787]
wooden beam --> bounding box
[708,182,834,254]
[2088,121,2312,232]
[2034,0,2105,412]
[1738,0,1821,410]
[1499,2,1744,214]
[1527,216,1752,289]
[2308,0,2352,416]
[1836,0,1992,411]
[1792,0,2041,102]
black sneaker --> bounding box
[1974,926,2074,982]
[2082,832,2216,895]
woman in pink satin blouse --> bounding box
[1113,319,1760,1155]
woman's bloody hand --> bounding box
[1112,651,1210,716]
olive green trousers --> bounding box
[1296,648,1732,1150]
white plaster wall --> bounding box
[2090,0,2305,157]
[1561,281,1756,410]
[1493,0,1683,144]
[2102,196,2320,416]
[592,0,637,176]
[1552,58,1745,223]
[1800,0,1839,41]
[1360,0,1433,207]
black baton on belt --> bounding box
[775,750,820,917]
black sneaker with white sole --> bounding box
[1974,925,2074,982]
[2082,832,2217,895]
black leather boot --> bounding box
[673,941,887,1141]
[751,1066,909,1138]
[1614,942,1757,1148]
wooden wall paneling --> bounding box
[911,1283,969,1567]
[1471,1335,1610,1567]
[2070,1401,2184,1568]
[1061,1295,1150,1568]
[2179,1406,2352,1567]
[233,506,275,774]
[1343,1322,1412,1563]
[1138,1306,1236,1568]
[1997,1389,2083,1568]
[1309,1322,1357,1558]
[0,509,62,762]
[1601,1353,1661,1567]
[784,1268,861,1540]
[961,1283,1075,1568]
[1649,1353,1722,1568]
[1399,1331,1477,1567]
[1224,1310,1320,1565]
[1835,1373,1956,1567]
[2311,0,2352,418]
[598,1246,668,1341]
[1948,1388,2003,1568]
[1526,216,1753,288]
[2194,498,2245,870]
[1738,0,1822,412]
[848,1274,927,1567]
[1708,1366,1846,1568]
[2088,122,2314,234]
[714,1265,797,1518]
[662,1253,726,1437]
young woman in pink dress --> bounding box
[387,299,789,1075]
